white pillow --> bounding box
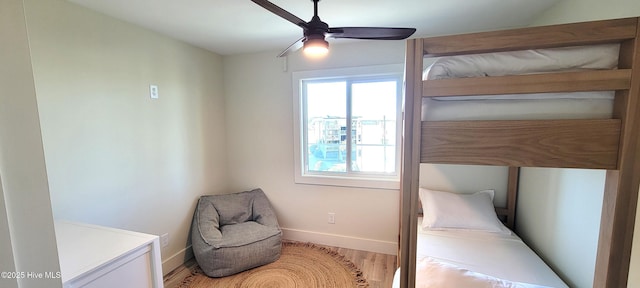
[420,188,509,233]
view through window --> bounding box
[293,65,402,188]
[305,79,398,174]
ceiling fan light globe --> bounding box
[303,38,329,58]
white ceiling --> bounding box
[67,0,561,56]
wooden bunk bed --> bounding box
[399,17,640,288]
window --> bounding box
[293,65,403,189]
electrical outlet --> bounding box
[149,84,159,99]
[328,213,335,224]
[160,233,169,248]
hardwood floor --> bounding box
[163,243,397,288]
[328,246,397,288]
[163,258,197,288]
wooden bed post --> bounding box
[506,167,520,229]
[399,38,423,288]
[594,18,640,288]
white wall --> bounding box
[23,0,229,274]
[533,0,640,26]
[0,176,17,288]
[223,41,405,254]
[517,168,605,288]
[0,0,62,287]
[419,164,509,207]
[527,2,640,287]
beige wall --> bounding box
[23,0,229,274]
[533,0,640,26]
[517,168,605,288]
[0,0,61,287]
[223,41,405,253]
[0,175,16,288]
[419,164,509,207]
[0,173,18,288]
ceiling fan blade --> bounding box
[327,27,416,40]
[251,0,308,29]
[278,36,305,57]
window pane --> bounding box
[305,81,347,172]
[352,145,396,173]
[351,81,397,173]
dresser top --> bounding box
[54,221,158,283]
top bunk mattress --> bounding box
[421,44,619,102]
[419,44,620,120]
[423,44,620,81]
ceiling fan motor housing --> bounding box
[305,16,329,38]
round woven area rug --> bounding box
[178,242,368,288]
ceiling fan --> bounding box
[251,0,417,57]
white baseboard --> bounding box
[281,228,397,255]
[162,245,194,275]
[161,230,397,275]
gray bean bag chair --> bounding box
[191,188,282,277]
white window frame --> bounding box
[292,64,403,189]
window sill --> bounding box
[294,174,400,190]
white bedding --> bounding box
[392,218,569,288]
[423,44,619,80]
[421,43,619,106]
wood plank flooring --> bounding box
[163,243,397,288]
[163,258,197,288]
[328,246,397,288]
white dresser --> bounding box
[55,221,164,288]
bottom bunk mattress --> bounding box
[392,218,568,288]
